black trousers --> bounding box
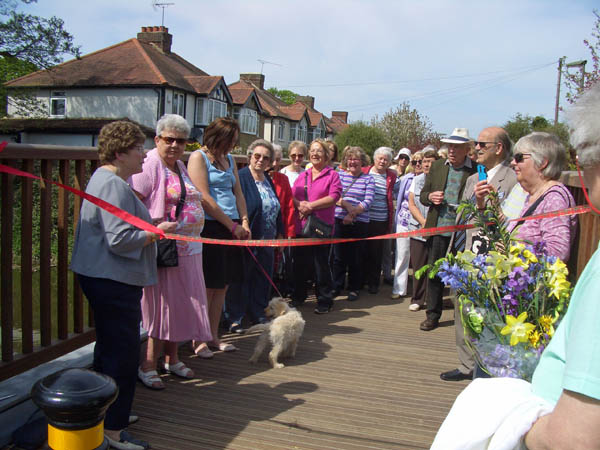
[364,220,389,289]
[332,219,369,292]
[424,235,451,321]
[78,274,142,431]
[292,243,333,307]
[410,238,428,306]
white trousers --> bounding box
[393,223,410,295]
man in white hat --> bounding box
[419,128,476,334]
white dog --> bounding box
[246,298,305,369]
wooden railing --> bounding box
[0,142,597,382]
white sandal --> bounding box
[164,361,194,379]
[137,367,165,390]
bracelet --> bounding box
[231,222,238,235]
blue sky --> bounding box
[18,0,599,139]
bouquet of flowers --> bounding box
[417,192,572,381]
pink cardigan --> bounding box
[129,148,188,221]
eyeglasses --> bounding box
[252,153,271,162]
[411,160,422,166]
[159,135,188,145]
[513,153,532,163]
[309,149,325,155]
[290,154,304,159]
[399,155,410,161]
[474,141,498,149]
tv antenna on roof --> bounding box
[151,1,175,26]
[257,59,283,74]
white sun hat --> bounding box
[440,128,473,144]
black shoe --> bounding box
[332,289,342,298]
[229,323,244,334]
[347,291,359,302]
[368,285,379,294]
[314,304,332,314]
[440,368,473,381]
[419,318,439,331]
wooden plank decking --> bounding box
[130,285,468,449]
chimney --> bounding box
[295,95,315,109]
[240,73,265,90]
[137,26,172,54]
[332,111,348,124]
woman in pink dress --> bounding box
[131,114,212,390]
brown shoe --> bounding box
[420,318,439,331]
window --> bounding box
[277,120,285,141]
[289,123,298,141]
[172,92,185,116]
[298,121,307,143]
[50,91,66,117]
[195,97,227,126]
[235,107,257,135]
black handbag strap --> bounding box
[170,164,186,221]
[514,185,567,227]
[304,170,310,201]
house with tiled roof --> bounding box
[228,73,347,151]
[228,82,264,149]
[3,26,232,144]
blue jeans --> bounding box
[225,246,275,326]
[77,274,142,431]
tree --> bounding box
[267,87,300,105]
[334,121,390,159]
[370,102,441,151]
[564,9,599,104]
[0,0,80,116]
[503,113,574,168]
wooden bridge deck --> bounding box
[130,285,468,449]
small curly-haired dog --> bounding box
[246,298,305,369]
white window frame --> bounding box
[298,121,307,143]
[289,123,298,141]
[277,120,285,141]
[238,107,257,135]
[172,92,185,116]
[195,97,227,126]
[50,91,66,117]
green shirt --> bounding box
[436,166,463,236]
[531,242,600,405]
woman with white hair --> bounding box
[362,147,397,294]
[507,132,577,261]
[431,82,600,450]
[131,114,212,389]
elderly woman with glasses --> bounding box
[507,132,577,262]
[331,146,374,301]
[225,139,284,331]
[281,140,307,187]
[131,114,212,389]
[362,146,398,294]
[390,150,423,299]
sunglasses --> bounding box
[474,141,498,149]
[513,153,532,163]
[159,135,188,145]
[290,154,304,159]
[252,153,271,162]
[411,160,422,166]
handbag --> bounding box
[300,172,332,238]
[156,165,186,267]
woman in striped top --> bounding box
[332,147,375,301]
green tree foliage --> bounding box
[267,87,300,105]
[334,121,390,159]
[564,9,599,104]
[370,102,441,151]
[0,0,80,116]
[503,113,574,168]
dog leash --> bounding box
[245,246,283,298]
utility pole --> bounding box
[554,56,565,127]
[566,59,587,90]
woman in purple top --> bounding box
[332,146,374,301]
[291,139,342,314]
[508,132,577,262]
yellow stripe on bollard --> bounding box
[48,422,104,450]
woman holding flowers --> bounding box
[431,83,600,450]
[508,132,577,262]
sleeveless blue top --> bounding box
[196,150,239,220]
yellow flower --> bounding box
[539,313,559,337]
[528,329,542,348]
[501,312,536,346]
[522,249,538,264]
[510,243,525,255]
[549,276,570,299]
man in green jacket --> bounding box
[419,128,476,334]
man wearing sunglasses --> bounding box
[419,128,476,334]
[440,126,519,382]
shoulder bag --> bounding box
[157,165,186,267]
[301,171,333,238]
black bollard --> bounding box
[31,368,118,450]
